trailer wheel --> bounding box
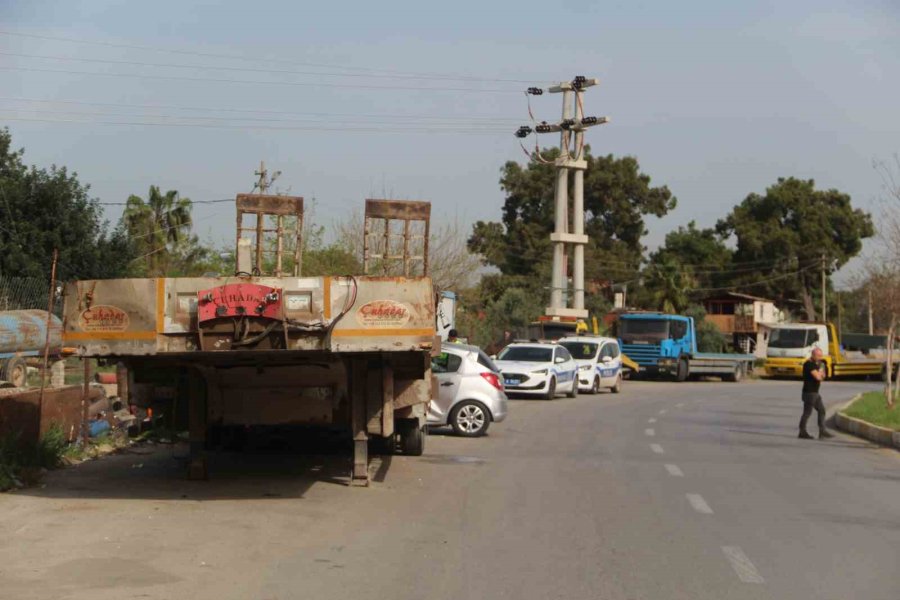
[1,357,27,388]
[675,358,689,382]
[398,419,425,456]
[725,364,743,383]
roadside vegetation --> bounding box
[0,425,67,491]
[843,391,900,431]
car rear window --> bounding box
[476,349,500,373]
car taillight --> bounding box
[480,372,504,391]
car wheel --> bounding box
[450,401,491,437]
[544,377,557,400]
[566,378,577,398]
[1,357,27,388]
[610,373,622,393]
[590,376,601,395]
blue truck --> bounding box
[617,312,755,382]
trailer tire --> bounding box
[725,364,743,383]
[1,357,27,388]
[398,419,425,456]
[675,358,689,383]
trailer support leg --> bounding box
[350,358,369,486]
[187,370,208,480]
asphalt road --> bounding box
[1,378,898,600]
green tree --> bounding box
[684,304,728,353]
[0,129,134,281]
[716,178,873,320]
[640,221,733,311]
[469,148,677,294]
[122,186,205,276]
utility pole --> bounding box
[868,287,874,334]
[821,253,827,323]
[517,76,608,319]
[250,161,283,273]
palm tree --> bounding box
[123,186,193,276]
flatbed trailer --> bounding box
[62,196,438,486]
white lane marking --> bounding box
[650,443,664,454]
[648,418,657,424]
[664,463,684,477]
[658,409,667,415]
[675,402,685,408]
[686,493,713,514]
[722,546,765,584]
[645,428,655,437]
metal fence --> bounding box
[0,276,49,312]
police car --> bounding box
[494,342,578,400]
[558,336,623,394]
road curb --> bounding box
[832,394,900,450]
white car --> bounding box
[558,336,623,394]
[494,342,578,400]
[428,344,508,437]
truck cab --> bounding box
[617,313,695,374]
[764,323,831,378]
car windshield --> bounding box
[497,346,553,362]
[769,328,812,349]
[619,319,669,343]
[559,341,598,360]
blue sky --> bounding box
[1,0,898,285]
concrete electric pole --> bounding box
[517,76,608,319]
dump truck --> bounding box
[617,312,755,382]
[62,195,437,486]
[763,322,899,380]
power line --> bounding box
[0,96,523,123]
[97,198,233,206]
[688,265,818,293]
[0,65,517,94]
[0,105,517,128]
[0,50,535,86]
[0,115,512,135]
[0,29,538,83]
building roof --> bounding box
[704,291,773,303]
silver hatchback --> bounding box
[428,344,509,437]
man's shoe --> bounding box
[819,430,835,439]
[798,431,814,439]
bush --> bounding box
[0,424,68,491]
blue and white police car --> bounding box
[494,342,579,400]
[558,336,623,394]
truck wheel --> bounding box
[566,379,578,398]
[398,419,426,456]
[725,364,743,383]
[450,401,490,437]
[675,358,689,383]
[544,377,557,400]
[1,357,27,388]
[610,373,622,393]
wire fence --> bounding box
[0,275,49,312]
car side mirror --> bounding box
[602,356,612,364]
[555,356,565,364]
[490,355,497,360]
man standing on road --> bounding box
[447,329,460,343]
[800,347,834,440]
